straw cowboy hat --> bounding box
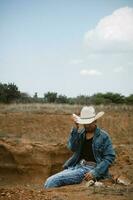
[73,106,104,124]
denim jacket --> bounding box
[63,127,116,180]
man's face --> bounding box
[83,121,96,133]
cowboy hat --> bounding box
[73,106,104,124]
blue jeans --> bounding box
[44,163,95,188]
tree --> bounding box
[0,82,21,103]
[56,95,68,104]
[33,92,38,99]
[75,95,90,105]
[0,83,6,102]
[103,92,125,104]
[67,97,75,105]
[90,93,107,105]
[19,92,33,103]
[44,92,57,103]
[125,94,133,104]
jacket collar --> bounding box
[81,126,100,139]
[94,127,100,137]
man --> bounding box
[44,106,115,188]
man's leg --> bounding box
[44,165,94,188]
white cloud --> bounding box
[70,59,84,65]
[84,7,133,52]
[113,66,124,73]
[80,69,102,76]
[127,61,133,66]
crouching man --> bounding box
[44,106,115,188]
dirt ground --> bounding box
[0,104,133,200]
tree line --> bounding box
[0,82,133,105]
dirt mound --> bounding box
[0,105,133,199]
[0,138,71,186]
[0,184,133,200]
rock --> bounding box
[117,177,131,186]
[86,180,105,187]
[94,181,104,187]
[85,180,95,187]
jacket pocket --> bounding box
[95,144,104,156]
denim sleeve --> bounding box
[90,135,116,179]
[67,127,80,152]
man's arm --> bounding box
[88,134,116,180]
[67,115,81,152]
[67,127,81,152]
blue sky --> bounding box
[0,0,133,97]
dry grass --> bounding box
[0,103,132,145]
[0,103,132,114]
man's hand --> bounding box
[72,114,79,129]
[84,172,94,181]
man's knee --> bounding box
[44,175,61,188]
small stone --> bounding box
[117,178,131,186]
[1,192,6,196]
[94,181,104,187]
[86,180,95,187]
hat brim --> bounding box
[73,111,104,124]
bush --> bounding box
[125,94,133,105]
[0,82,21,103]
[44,92,57,103]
